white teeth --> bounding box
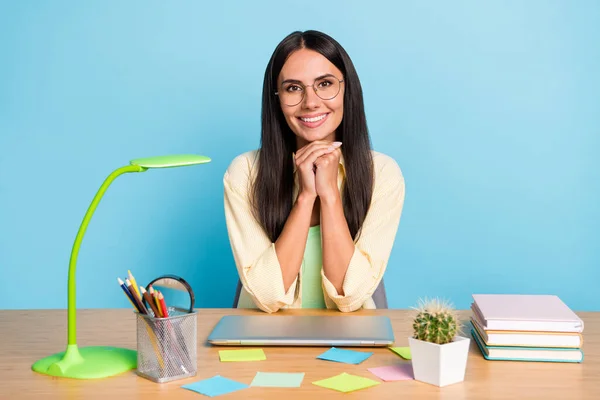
[300,114,327,123]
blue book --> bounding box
[471,327,583,363]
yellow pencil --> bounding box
[128,270,142,300]
[154,290,163,318]
[149,286,162,317]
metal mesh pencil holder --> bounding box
[136,309,197,383]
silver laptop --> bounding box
[207,315,395,346]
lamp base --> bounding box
[32,344,137,379]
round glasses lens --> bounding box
[314,77,341,100]
[278,77,341,106]
[279,83,304,106]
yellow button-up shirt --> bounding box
[223,149,405,313]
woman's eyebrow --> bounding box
[280,73,337,85]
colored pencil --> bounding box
[158,291,169,317]
[126,278,148,314]
[141,286,162,318]
[151,287,163,317]
[117,278,140,311]
[128,270,142,300]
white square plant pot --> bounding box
[408,336,470,387]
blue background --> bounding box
[1,1,599,311]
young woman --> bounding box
[224,30,405,313]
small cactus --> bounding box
[412,298,460,345]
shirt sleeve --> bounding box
[223,156,299,313]
[321,155,405,312]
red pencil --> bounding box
[158,291,169,317]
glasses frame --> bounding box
[275,75,344,106]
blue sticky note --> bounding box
[317,347,373,365]
[182,375,249,397]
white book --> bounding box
[472,294,584,333]
[471,315,583,348]
[472,325,584,363]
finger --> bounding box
[332,147,342,160]
[295,140,337,160]
[314,156,335,171]
[300,148,338,169]
[296,140,342,156]
[295,141,321,159]
[314,153,336,169]
[295,144,336,166]
[320,148,341,164]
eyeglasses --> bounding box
[275,74,344,106]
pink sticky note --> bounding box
[368,364,414,381]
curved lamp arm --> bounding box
[67,164,146,345]
[33,154,210,379]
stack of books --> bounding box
[470,294,584,363]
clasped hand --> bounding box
[294,141,342,201]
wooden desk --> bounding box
[1,308,598,399]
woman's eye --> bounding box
[317,80,332,88]
[286,85,303,92]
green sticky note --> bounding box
[313,373,380,393]
[250,372,305,387]
[389,347,412,360]
[219,349,266,362]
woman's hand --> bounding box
[294,141,341,199]
[314,145,342,202]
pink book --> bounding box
[472,294,584,333]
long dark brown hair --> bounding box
[252,30,374,242]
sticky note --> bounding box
[389,346,412,360]
[182,375,248,397]
[219,349,266,362]
[313,372,380,393]
[317,347,373,364]
[368,363,414,381]
[250,372,305,387]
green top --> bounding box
[301,225,326,308]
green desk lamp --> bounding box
[32,154,211,379]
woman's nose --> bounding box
[302,87,321,109]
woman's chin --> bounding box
[295,128,335,145]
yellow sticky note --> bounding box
[389,346,411,360]
[313,373,380,393]
[219,349,266,362]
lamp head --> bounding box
[130,154,211,170]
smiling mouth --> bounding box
[298,113,329,123]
